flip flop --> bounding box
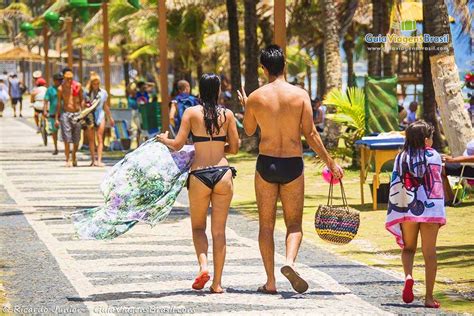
[402,278,414,303]
[209,286,225,294]
[425,300,441,309]
[192,271,210,290]
[257,285,277,295]
[281,265,309,294]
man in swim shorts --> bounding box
[238,45,342,294]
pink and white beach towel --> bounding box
[386,148,446,248]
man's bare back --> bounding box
[246,80,308,157]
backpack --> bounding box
[175,94,198,129]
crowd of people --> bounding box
[2,44,473,308]
[0,68,114,167]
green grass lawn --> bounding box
[229,152,474,313]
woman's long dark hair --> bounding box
[397,120,434,181]
[199,73,225,136]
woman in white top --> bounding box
[31,78,48,132]
[0,79,9,117]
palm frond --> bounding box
[323,87,366,137]
[128,44,158,60]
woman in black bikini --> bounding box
[155,73,240,293]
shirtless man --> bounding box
[55,70,83,167]
[238,45,343,294]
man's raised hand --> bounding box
[237,86,248,109]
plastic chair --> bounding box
[110,120,131,151]
[452,163,474,205]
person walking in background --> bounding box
[8,74,24,118]
[136,81,149,106]
[312,97,325,133]
[237,45,342,294]
[43,73,63,155]
[30,78,48,132]
[0,78,9,117]
[404,101,418,125]
[156,73,239,294]
[56,70,83,167]
[86,74,114,167]
[169,80,199,135]
[386,120,445,309]
[127,82,141,147]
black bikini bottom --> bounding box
[256,154,304,184]
[187,166,237,189]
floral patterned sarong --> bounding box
[72,139,195,240]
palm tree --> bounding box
[243,0,259,94]
[423,0,473,156]
[322,0,342,92]
[226,0,242,112]
[0,2,32,46]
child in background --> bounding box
[386,120,445,309]
[404,101,418,125]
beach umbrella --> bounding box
[20,22,37,38]
[68,0,101,22]
[44,11,61,31]
[127,0,141,9]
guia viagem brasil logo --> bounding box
[365,19,449,44]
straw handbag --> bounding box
[315,180,360,244]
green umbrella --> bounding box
[44,11,61,31]
[20,22,37,38]
[127,0,141,9]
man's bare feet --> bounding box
[65,161,73,167]
[95,161,105,167]
[72,160,78,167]
[52,150,58,155]
[257,284,277,294]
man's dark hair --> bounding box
[62,67,72,75]
[260,44,285,76]
[137,81,146,89]
[53,73,63,81]
[311,97,321,106]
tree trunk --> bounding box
[244,0,259,94]
[367,0,382,77]
[322,0,342,149]
[381,0,393,77]
[343,25,355,88]
[258,16,273,47]
[316,45,326,97]
[422,56,443,150]
[322,0,342,92]
[306,64,312,99]
[422,11,442,150]
[121,40,130,87]
[226,0,243,113]
[424,0,472,156]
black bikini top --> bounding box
[191,134,227,143]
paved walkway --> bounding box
[0,113,442,315]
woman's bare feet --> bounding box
[210,284,224,294]
[65,161,73,167]
[72,160,78,167]
[425,297,441,308]
[95,161,105,167]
